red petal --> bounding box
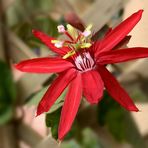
[98,47,148,65]
[98,65,139,112]
[36,69,77,116]
[82,70,104,104]
[95,10,143,56]
[64,12,85,31]
[15,57,74,73]
[32,30,70,55]
[58,73,82,140]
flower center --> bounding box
[51,24,93,59]
[74,52,95,72]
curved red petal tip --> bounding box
[14,64,18,68]
[14,63,26,72]
[136,9,144,18]
[32,29,40,37]
[32,29,38,35]
[58,130,69,141]
[35,112,40,117]
[128,106,139,112]
[36,107,44,117]
[14,63,21,70]
[32,29,36,34]
[138,9,144,15]
[58,133,64,141]
[35,112,41,117]
[32,29,35,33]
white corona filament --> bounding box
[74,52,95,72]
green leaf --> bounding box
[45,107,82,141]
[0,61,16,124]
[46,107,81,140]
[46,107,61,139]
[0,62,16,102]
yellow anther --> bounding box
[51,40,60,43]
[85,24,93,31]
[80,43,92,48]
[67,24,74,32]
[67,24,78,39]
[62,50,76,59]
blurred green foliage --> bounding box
[6,0,59,49]
[98,91,126,141]
[45,107,81,141]
[61,128,103,148]
[46,107,61,139]
[98,91,147,148]
[6,0,55,27]
[82,128,103,148]
[46,107,103,147]
[43,89,147,147]
[12,17,58,48]
[0,61,16,124]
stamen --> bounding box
[76,33,82,42]
[54,23,94,59]
[65,31,74,41]
[85,24,93,31]
[80,43,92,48]
[62,50,76,59]
[66,24,78,40]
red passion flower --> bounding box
[15,10,148,140]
